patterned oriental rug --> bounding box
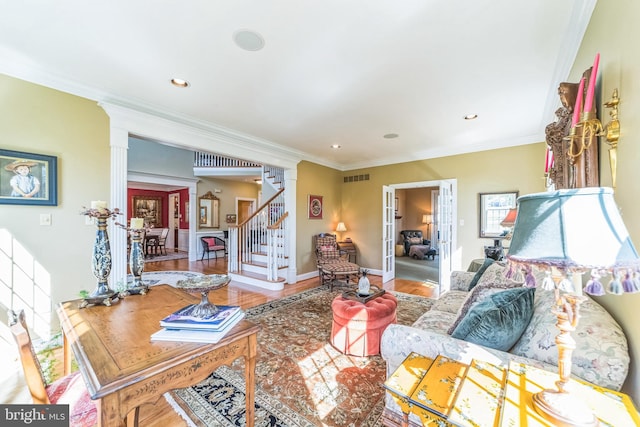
[165,286,434,427]
[126,270,204,287]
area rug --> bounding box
[165,286,434,426]
[395,255,439,283]
[126,270,204,287]
[144,250,189,263]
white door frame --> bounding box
[381,186,395,283]
[385,179,458,294]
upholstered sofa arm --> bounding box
[450,271,475,291]
[380,324,557,376]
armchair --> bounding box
[200,236,226,261]
[314,233,349,265]
[314,233,361,290]
[399,230,430,255]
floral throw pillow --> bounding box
[447,263,523,335]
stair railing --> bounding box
[228,188,287,281]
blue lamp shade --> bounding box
[507,187,638,270]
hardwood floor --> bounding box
[5,256,433,426]
[138,257,436,426]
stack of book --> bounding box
[151,304,244,343]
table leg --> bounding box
[245,333,258,427]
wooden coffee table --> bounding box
[57,285,260,427]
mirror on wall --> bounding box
[199,191,220,228]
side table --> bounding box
[337,241,357,263]
[382,352,640,427]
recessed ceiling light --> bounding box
[233,29,265,51]
[383,133,399,139]
[331,144,341,149]
[170,78,189,88]
[464,114,478,120]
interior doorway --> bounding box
[383,179,457,295]
[236,198,256,223]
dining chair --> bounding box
[157,228,170,255]
[9,309,97,427]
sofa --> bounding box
[399,230,430,256]
[380,261,630,425]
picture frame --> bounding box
[132,195,162,228]
[479,191,518,238]
[308,194,323,219]
[0,149,58,206]
[226,213,237,224]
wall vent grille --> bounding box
[343,174,370,183]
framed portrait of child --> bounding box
[0,149,58,206]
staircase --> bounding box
[193,153,289,290]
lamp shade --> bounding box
[500,208,518,228]
[336,222,347,232]
[422,214,432,224]
[507,187,639,270]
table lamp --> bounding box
[506,187,639,426]
[336,222,347,240]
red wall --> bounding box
[127,188,190,229]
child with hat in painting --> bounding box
[5,159,40,198]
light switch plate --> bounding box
[40,213,52,226]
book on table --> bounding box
[151,311,245,343]
[160,304,242,331]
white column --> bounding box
[284,168,297,284]
[109,126,129,289]
[189,187,198,261]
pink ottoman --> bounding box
[330,293,398,356]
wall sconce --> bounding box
[567,88,621,189]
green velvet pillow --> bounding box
[467,257,494,290]
[451,287,535,351]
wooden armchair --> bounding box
[200,236,226,261]
[9,309,97,426]
[314,233,349,265]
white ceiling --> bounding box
[0,1,595,170]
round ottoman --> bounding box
[330,293,398,356]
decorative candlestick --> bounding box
[117,218,149,296]
[80,205,121,308]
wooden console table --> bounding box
[337,240,357,263]
[57,284,260,427]
[382,352,639,427]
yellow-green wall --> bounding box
[334,143,545,270]
[296,161,344,273]
[0,74,109,334]
[197,177,260,231]
[570,0,640,402]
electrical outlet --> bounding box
[40,213,52,226]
